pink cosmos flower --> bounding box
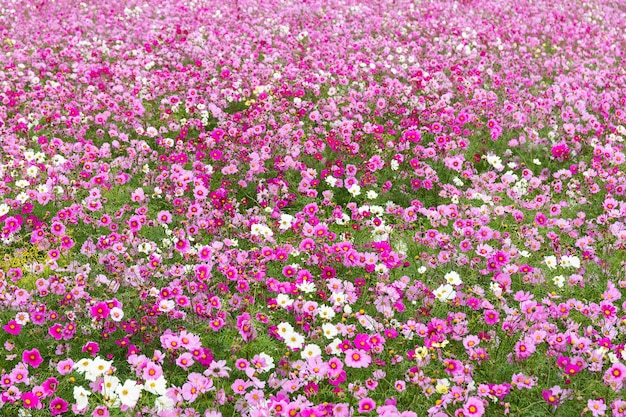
[174,238,190,254]
[344,349,371,368]
[604,362,626,391]
[333,403,351,417]
[57,359,74,375]
[464,396,485,417]
[514,337,536,360]
[176,352,194,370]
[50,222,66,237]
[92,406,110,417]
[60,235,75,249]
[611,400,626,416]
[353,334,372,351]
[542,387,564,407]
[127,215,143,232]
[48,324,64,341]
[358,397,376,413]
[182,381,200,402]
[231,379,250,395]
[142,361,163,380]
[463,335,480,350]
[588,399,606,417]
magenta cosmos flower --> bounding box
[22,348,43,368]
[90,302,110,320]
[50,397,69,415]
[2,320,21,335]
[22,391,41,409]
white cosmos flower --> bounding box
[284,332,305,350]
[560,255,580,269]
[553,275,565,288]
[296,281,316,293]
[85,357,113,381]
[155,394,176,411]
[317,305,336,321]
[434,284,456,302]
[327,338,342,355]
[544,255,558,270]
[26,166,38,177]
[73,358,93,375]
[144,375,168,396]
[301,344,322,360]
[16,179,30,188]
[276,322,294,338]
[321,323,338,339]
[276,294,294,308]
[331,292,346,305]
[325,175,337,187]
[101,374,120,396]
[278,214,293,230]
[115,379,143,408]
[444,271,462,286]
[347,184,361,197]
[73,386,91,410]
[16,192,29,203]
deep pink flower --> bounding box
[353,334,371,351]
[3,320,21,335]
[484,310,499,325]
[556,356,570,368]
[90,302,110,320]
[22,391,40,409]
[42,377,59,395]
[23,348,43,368]
[82,342,100,357]
[50,397,69,415]
[542,389,560,406]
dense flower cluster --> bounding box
[1,0,626,416]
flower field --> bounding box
[2,0,626,415]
